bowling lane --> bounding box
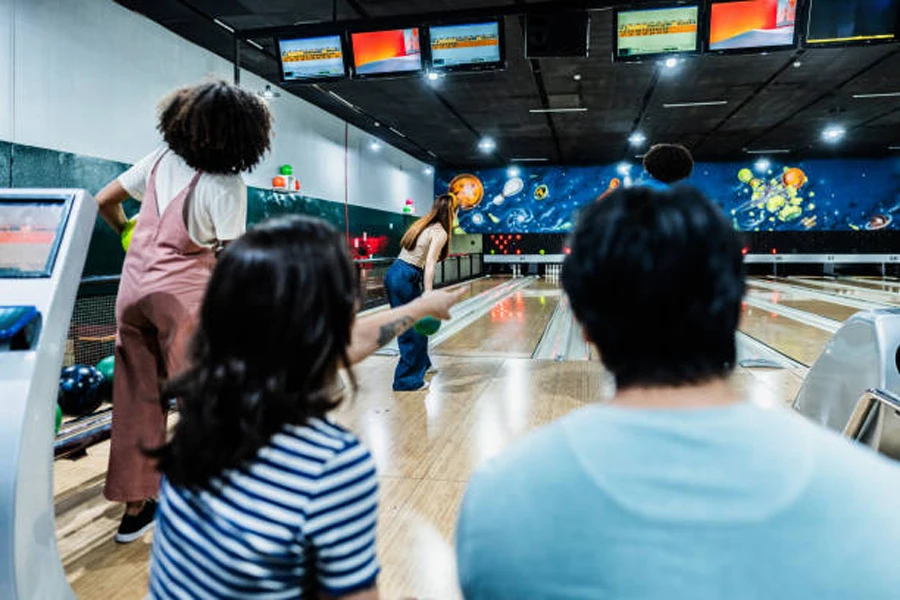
[838,277,900,293]
[739,304,833,366]
[434,288,559,358]
[745,284,861,322]
[776,277,900,306]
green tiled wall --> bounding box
[1,141,416,276]
[0,141,10,187]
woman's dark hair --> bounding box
[157,80,273,174]
[643,143,694,184]
[152,216,358,489]
[400,194,456,261]
[563,186,745,389]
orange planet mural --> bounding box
[448,174,485,210]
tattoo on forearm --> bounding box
[377,316,415,346]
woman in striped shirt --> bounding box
[147,216,463,599]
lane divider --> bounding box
[743,293,842,333]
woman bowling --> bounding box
[94,80,273,542]
[384,193,456,391]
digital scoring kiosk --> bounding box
[0,189,96,599]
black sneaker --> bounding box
[115,499,157,544]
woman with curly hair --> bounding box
[94,79,273,542]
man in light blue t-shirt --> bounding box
[456,186,900,599]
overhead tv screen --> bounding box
[429,21,502,70]
[616,5,700,58]
[807,0,900,45]
[351,28,423,76]
[710,0,798,51]
[278,35,346,81]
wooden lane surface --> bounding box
[776,277,900,306]
[739,304,833,367]
[58,316,803,600]
[838,277,900,293]
[434,291,559,358]
[746,285,861,322]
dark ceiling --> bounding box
[115,0,900,168]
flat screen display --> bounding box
[616,5,700,58]
[351,28,422,76]
[710,0,798,51]
[429,21,502,69]
[807,0,900,45]
[0,201,67,277]
[278,35,347,81]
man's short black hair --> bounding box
[643,144,694,184]
[562,186,745,389]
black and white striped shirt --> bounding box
[149,418,379,599]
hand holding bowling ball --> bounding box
[413,316,441,336]
[418,286,468,320]
[121,216,138,252]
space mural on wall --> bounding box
[437,158,900,233]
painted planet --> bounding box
[449,174,485,210]
[534,184,549,201]
[782,167,808,189]
[865,214,892,231]
[502,177,524,197]
[609,178,621,190]
[471,213,485,226]
[738,168,753,183]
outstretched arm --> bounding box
[95,179,131,235]
[347,286,467,365]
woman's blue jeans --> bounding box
[384,259,431,391]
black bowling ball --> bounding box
[58,365,104,417]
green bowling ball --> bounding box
[96,355,115,381]
[413,316,441,336]
[55,404,62,436]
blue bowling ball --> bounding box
[58,365,105,417]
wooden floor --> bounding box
[54,274,896,599]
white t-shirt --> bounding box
[118,147,247,247]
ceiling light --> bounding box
[664,57,679,69]
[507,166,521,178]
[745,148,790,154]
[247,39,264,51]
[573,73,582,81]
[852,92,900,99]
[213,18,235,33]
[628,132,647,146]
[890,146,900,151]
[426,71,440,81]
[369,140,382,152]
[822,125,846,143]
[424,166,434,175]
[511,157,549,162]
[754,159,771,173]
[388,126,407,138]
[373,121,381,127]
[617,162,632,176]
[663,100,728,108]
[478,137,496,153]
[259,85,280,100]
[793,61,802,68]
[529,107,588,114]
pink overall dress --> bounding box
[104,151,216,502]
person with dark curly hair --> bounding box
[642,143,694,185]
[94,79,274,543]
